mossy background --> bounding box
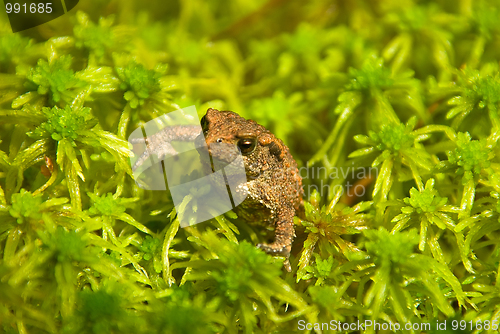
[1,0,500,333]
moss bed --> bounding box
[1,0,500,333]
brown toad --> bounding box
[132,108,303,271]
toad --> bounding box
[132,108,303,271]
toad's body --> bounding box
[133,108,303,270]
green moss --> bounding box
[137,235,160,261]
[365,228,418,267]
[212,241,281,302]
[116,62,163,109]
[447,132,493,181]
[34,105,93,142]
[471,72,500,108]
[0,33,32,70]
[88,192,127,216]
[68,289,130,334]
[346,57,394,92]
[26,56,84,103]
[370,122,415,152]
[41,227,87,263]
[73,11,116,59]
[446,66,500,128]
[1,0,500,332]
[472,0,500,38]
[404,179,448,214]
[9,189,43,224]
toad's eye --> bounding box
[237,137,257,155]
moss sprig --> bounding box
[363,228,467,324]
[390,179,464,266]
[296,188,370,283]
[22,55,85,106]
[350,117,434,200]
[311,56,426,166]
[173,230,317,333]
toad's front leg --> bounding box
[257,205,295,272]
[130,125,201,171]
